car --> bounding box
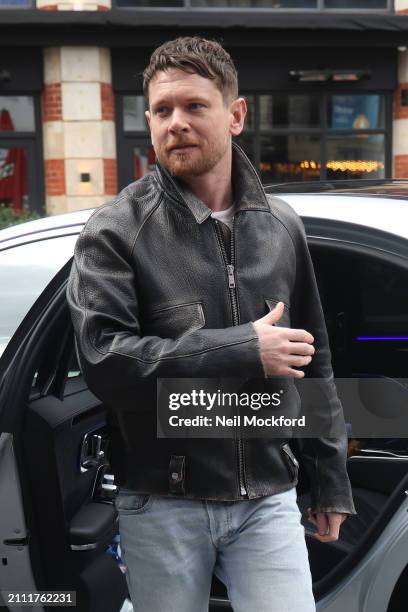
[0,179,407,612]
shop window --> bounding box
[191,1,316,6]
[133,145,156,180]
[259,94,320,129]
[238,92,388,183]
[118,90,388,187]
[325,0,388,8]
[0,0,32,6]
[326,134,385,180]
[0,146,29,210]
[116,0,183,6]
[234,133,255,165]
[0,100,34,211]
[259,134,321,183]
[123,96,148,132]
[328,95,384,130]
[244,95,255,130]
[0,97,35,132]
[115,0,390,7]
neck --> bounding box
[179,146,233,213]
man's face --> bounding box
[145,68,246,178]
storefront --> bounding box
[0,2,407,214]
[114,46,395,188]
[0,48,44,214]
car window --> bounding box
[0,234,79,356]
[311,244,408,374]
[358,258,408,336]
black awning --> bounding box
[0,9,408,32]
[1,10,408,48]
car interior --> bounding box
[4,222,408,611]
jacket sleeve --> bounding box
[290,216,356,516]
[66,208,265,409]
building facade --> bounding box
[1,0,408,214]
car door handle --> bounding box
[80,432,106,472]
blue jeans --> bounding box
[114,486,315,612]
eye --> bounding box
[189,102,205,110]
[155,106,169,116]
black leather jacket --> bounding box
[66,142,356,516]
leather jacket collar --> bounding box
[153,140,270,224]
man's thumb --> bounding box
[264,301,285,325]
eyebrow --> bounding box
[151,96,211,109]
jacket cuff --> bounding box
[309,505,357,516]
[249,321,268,378]
[309,491,357,516]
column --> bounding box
[393,47,408,178]
[42,47,117,215]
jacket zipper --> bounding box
[213,218,248,497]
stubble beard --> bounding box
[156,136,229,178]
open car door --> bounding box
[0,259,129,612]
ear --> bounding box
[229,97,247,137]
[145,109,151,130]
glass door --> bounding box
[118,137,156,190]
[117,94,156,190]
[0,139,38,213]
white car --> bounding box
[0,180,407,612]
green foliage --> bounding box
[0,203,43,230]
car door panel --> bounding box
[0,265,128,611]
[296,231,408,601]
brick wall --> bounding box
[42,47,118,215]
[37,0,111,10]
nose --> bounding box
[168,108,190,134]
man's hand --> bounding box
[253,302,315,378]
[306,509,348,542]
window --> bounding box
[123,96,148,132]
[0,146,29,210]
[238,93,388,183]
[0,0,32,6]
[115,0,391,9]
[325,0,388,7]
[115,0,183,6]
[0,96,41,212]
[190,1,316,6]
[326,134,385,180]
[358,257,408,338]
[259,134,321,183]
[0,97,35,132]
[328,95,384,130]
[259,94,320,129]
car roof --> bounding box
[266,178,408,197]
[0,208,95,249]
[1,191,408,246]
[274,194,408,240]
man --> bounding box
[67,37,355,612]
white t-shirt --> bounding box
[210,203,235,230]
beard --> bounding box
[155,136,229,178]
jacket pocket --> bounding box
[281,442,299,481]
[114,491,155,515]
[144,301,205,340]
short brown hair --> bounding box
[143,36,238,105]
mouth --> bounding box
[169,144,198,154]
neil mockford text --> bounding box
[166,389,306,428]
